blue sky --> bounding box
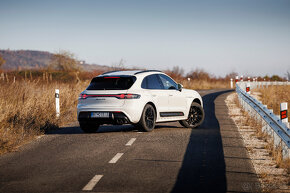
[0,0,289,77]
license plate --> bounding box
[91,112,109,118]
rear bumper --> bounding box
[77,99,146,124]
[78,111,130,125]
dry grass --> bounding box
[177,78,230,90]
[255,85,290,116]
[0,80,88,154]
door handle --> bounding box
[152,95,157,97]
[169,94,173,96]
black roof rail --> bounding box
[101,70,121,75]
[134,70,162,75]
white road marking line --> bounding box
[126,138,136,146]
[137,132,143,133]
[82,175,103,191]
[109,153,124,163]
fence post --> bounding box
[230,78,233,88]
[55,89,60,118]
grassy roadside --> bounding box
[0,81,88,154]
[254,85,290,116]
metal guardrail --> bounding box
[236,82,290,159]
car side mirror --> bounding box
[177,83,183,92]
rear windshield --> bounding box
[86,76,136,90]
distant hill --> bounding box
[0,49,110,71]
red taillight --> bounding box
[79,93,140,99]
[112,94,140,99]
[79,93,88,99]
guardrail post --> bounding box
[230,78,233,88]
[282,143,289,159]
[273,131,281,148]
[55,89,60,118]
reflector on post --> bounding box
[246,83,250,94]
[280,102,288,123]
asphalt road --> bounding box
[0,89,261,193]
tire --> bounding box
[179,102,204,128]
[138,104,156,132]
[79,122,100,133]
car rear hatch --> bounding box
[79,76,136,107]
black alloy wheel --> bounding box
[138,104,156,132]
[179,102,204,128]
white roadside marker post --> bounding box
[55,89,60,118]
[230,78,233,89]
[280,102,288,128]
[246,83,250,94]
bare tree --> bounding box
[111,58,126,70]
[286,71,290,81]
[187,68,212,81]
[225,71,238,80]
[48,50,81,72]
[172,66,184,77]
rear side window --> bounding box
[141,74,164,89]
[87,76,136,90]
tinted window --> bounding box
[158,74,178,90]
[87,76,136,90]
[141,74,163,89]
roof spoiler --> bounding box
[134,70,161,75]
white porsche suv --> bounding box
[77,70,204,132]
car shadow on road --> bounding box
[171,89,233,193]
[46,124,138,134]
[46,123,182,135]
